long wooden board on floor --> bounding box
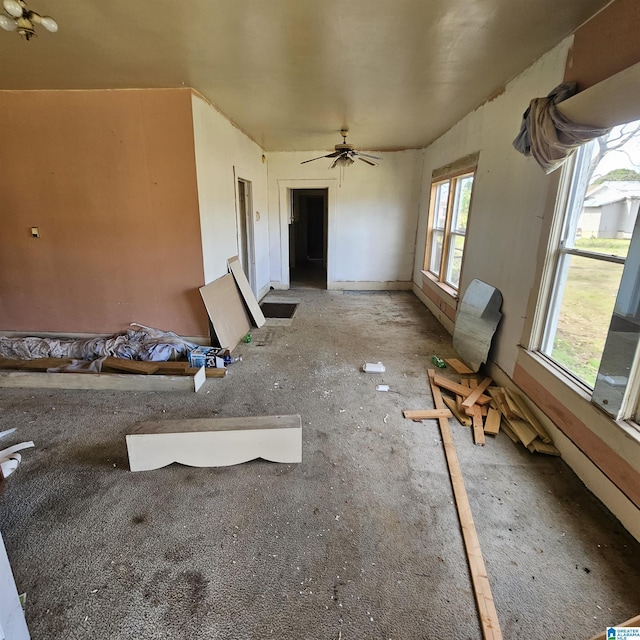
[403,409,453,421]
[0,370,199,392]
[102,356,160,375]
[445,358,474,375]
[484,407,501,435]
[461,377,493,409]
[442,396,472,427]
[428,369,502,640]
[432,375,492,405]
[199,273,252,352]
[126,415,302,472]
[228,256,266,328]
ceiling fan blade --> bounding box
[300,155,331,164]
[301,151,343,164]
[358,156,378,166]
[355,151,382,160]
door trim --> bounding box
[277,179,337,288]
[234,167,256,295]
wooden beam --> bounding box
[403,409,453,421]
[471,406,486,446]
[432,375,492,405]
[102,357,160,375]
[461,377,493,409]
[427,370,502,640]
[445,358,474,375]
[527,440,561,456]
[443,396,472,427]
[504,417,537,447]
[0,370,197,392]
[484,408,502,436]
[504,388,552,443]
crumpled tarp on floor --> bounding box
[0,323,198,363]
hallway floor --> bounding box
[0,289,638,639]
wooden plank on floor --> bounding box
[0,357,72,371]
[504,417,537,447]
[428,370,502,640]
[403,409,452,421]
[186,367,227,378]
[153,361,191,374]
[527,440,561,456]
[484,408,502,435]
[443,396,472,427]
[102,357,160,375]
[501,422,519,444]
[461,377,493,409]
[0,370,196,392]
[504,389,552,444]
[472,406,486,446]
[502,389,524,420]
[487,388,511,418]
[432,375,492,405]
[445,358,474,375]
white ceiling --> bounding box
[0,0,611,151]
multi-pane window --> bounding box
[425,164,476,291]
[539,120,640,421]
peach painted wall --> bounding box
[0,88,209,337]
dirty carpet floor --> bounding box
[0,289,639,640]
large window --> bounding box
[424,159,477,291]
[539,121,640,420]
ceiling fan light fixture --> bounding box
[0,0,58,39]
[333,155,354,167]
[300,129,381,172]
[3,0,23,18]
[33,13,57,32]
[0,12,16,29]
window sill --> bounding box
[517,347,640,445]
[421,270,459,303]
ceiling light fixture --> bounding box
[0,0,58,41]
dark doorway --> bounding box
[289,189,328,289]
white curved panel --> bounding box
[126,416,302,472]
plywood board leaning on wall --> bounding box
[227,256,266,328]
[199,273,252,352]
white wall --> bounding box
[414,39,573,376]
[191,92,270,295]
[267,150,422,289]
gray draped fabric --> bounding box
[513,82,610,174]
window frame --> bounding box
[424,155,478,293]
[534,137,640,424]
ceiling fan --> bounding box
[301,130,382,168]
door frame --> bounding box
[277,179,337,288]
[234,167,256,295]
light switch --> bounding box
[31,227,39,238]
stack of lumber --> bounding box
[0,357,226,378]
[427,373,496,446]
[410,372,559,455]
[487,386,559,455]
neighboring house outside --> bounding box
[578,181,640,239]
